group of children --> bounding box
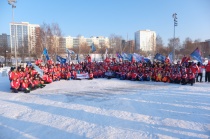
[8,57,210,93]
[9,65,46,93]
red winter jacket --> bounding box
[182,73,188,79]
[205,63,210,72]
[190,65,198,74]
[9,71,19,81]
[131,72,137,79]
[11,80,20,89]
[89,73,93,79]
[188,73,195,79]
[21,81,29,89]
[33,80,40,86]
[47,76,53,83]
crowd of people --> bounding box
[8,55,210,93]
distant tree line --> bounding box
[1,22,209,62]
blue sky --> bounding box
[0,0,210,45]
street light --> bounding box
[8,0,17,67]
[5,50,8,66]
[172,13,178,62]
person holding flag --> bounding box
[197,62,205,82]
[90,43,96,53]
[165,56,170,64]
[86,55,91,63]
[181,55,190,65]
[66,49,75,63]
[205,60,210,82]
[43,48,50,61]
[165,52,173,64]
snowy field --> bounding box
[0,68,210,139]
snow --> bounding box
[0,67,210,139]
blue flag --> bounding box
[133,53,144,62]
[43,48,49,60]
[168,52,173,63]
[122,53,132,61]
[116,53,123,59]
[91,43,96,53]
[56,55,66,64]
[154,53,165,63]
[77,54,80,63]
[190,47,202,63]
[66,49,75,63]
[144,57,151,63]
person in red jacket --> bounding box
[9,68,19,82]
[189,62,198,83]
[87,55,91,63]
[181,72,188,85]
[46,74,53,83]
[196,62,204,82]
[188,70,195,86]
[65,71,71,80]
[11,78,20,93]
[89,70,94,80]
[131,71,138,81]
[19,78,30,93]
[205,60,210,82]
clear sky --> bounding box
[0,0,210,45]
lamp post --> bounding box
[8,0,17,67]
[5,50,8,66]
[172,13,178,62]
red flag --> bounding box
[181,56,190,64]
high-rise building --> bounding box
[65,36,110,49]
[0,33,10,48]
[135,30,156,52]
[10,22,40,54]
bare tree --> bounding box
[156,35,164,53]
[35,22,63,60]
[168,37,181,58]
[0,35,10,65]
[109,34,123,54]
[79,42,90,54]
[51,23,63,56]
[179,37,195,56]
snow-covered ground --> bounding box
[0,68,210,139]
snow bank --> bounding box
[0,76,210,139]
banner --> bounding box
[43,48,50,60]
[56,55,66,64]
[76,73,89,79]
[32,64,44,78]
[190,47,202,63]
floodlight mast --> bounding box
[8,0,17,67]
[172,13,178,62]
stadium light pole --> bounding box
[8,0,17,67]
[172,13,178,62]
